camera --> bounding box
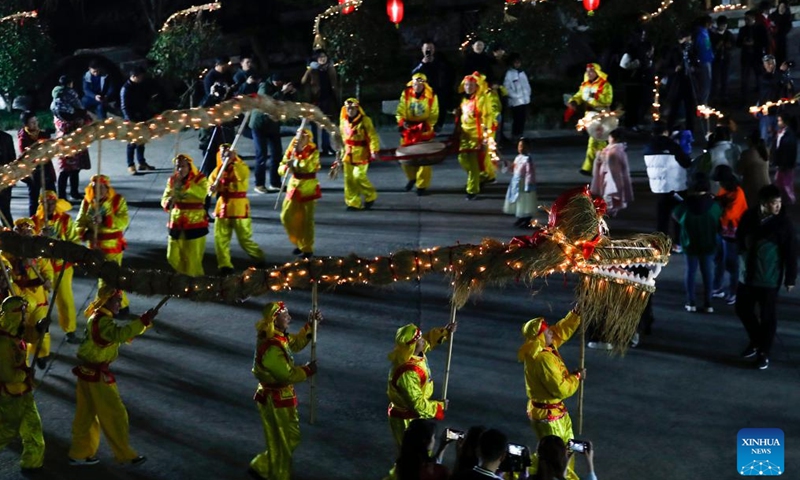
[787,60,795,68]
[445,428,465,441]
[498,443,531,473]
[211,82,230,98]
[424,49,432,57]
[567,439,590,454]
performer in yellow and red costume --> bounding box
[33,190,81,343]
[68,286,155,466]
[2,218,53,366]
[396,73,439,195]
[518,308,584,480]
[209,144,265,275]
[386,321,456,449]
[456,72,498,200]
[339,98,380,210]
[249,301,320,480]
[76,175,130,310]
[565,63,613,175]
[0,296,45,473]
[161,154,209,277]
[279,127,321,258]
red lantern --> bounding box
[387,0,404,27]
[583,0,600,15]
[339,0,354,15]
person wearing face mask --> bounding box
[2,219,54,368]
[565,64,613,176]
[279,127,321,259]
[249,301,321,480]
[396,73,440,195]
[387,321,456,449]
[518,309,585,480]
[338,98,380,210]
[161,154,209,277]
[0,297,45,474]
[33,191,81,344]
[76,175,131,312]
[456,72,496,200]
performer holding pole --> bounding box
[386,320,456,450]
[517,307,585,480]
[275,118,308,210]
[249,301,321,480]
[396,73,439,195]
[67,286,156,466]
[278,121,320,258]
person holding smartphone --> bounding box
[531,436,597,480]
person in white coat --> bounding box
[503,54,531,138]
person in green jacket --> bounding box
[673,172,722,313]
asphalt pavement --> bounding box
[0,122,798,480]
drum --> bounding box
[395,141,449,166]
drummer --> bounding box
[396,73,439,196]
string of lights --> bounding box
[640,0,673,22]
[159,1,221,33]
[748,95,800,115]
[312,0,363,49]
[0,95,342,192]
[652,76,661,122]
[0,10,37,24]
[696,105,724,119]
[712,4,746,12]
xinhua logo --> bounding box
[738,428,784,476]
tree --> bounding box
[321,0,401,98]
[0,2,55,106]
[147,16,221,106]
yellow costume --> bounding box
[68,287,151,463]
[457,72,497,196]
[519,311,582,480]
[340,98,380,209]
[75,175,130,309]
[0,297,45,471]
[279,131,321,256]
[161,155,209,277]
[396,73,440,191]
[34,191,80,336]
[2,219,54,361]
[250,302,315,480]
[386,324,448,448]
[568,63,613,174]
[209,148,265,271]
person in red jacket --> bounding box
[711,165,748,305]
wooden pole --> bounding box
[275,118,308,210]
[578,316,586,435]
[309,281,319,425]
[30,265,67,384]
[93,140,102,249]
[441,302,458,407]
[39,163,47,222]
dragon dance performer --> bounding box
[2,218,53,367]
[75,175,130,311]
[518,308,585,480]
[209,144,265,275]
[33,190,81,343]
[0,297,45,474]
[456,72,497,200]
[386,321,456,449]
[279,127,321,259]
[68,286,154,466]
[396,73,440,195]
[249,301,320,480]
[161,154,209,277]
[565,63,613,176]
[338,98,380,210]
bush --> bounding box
[0,110,54,132]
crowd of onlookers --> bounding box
[388,419,597,480]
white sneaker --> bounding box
[267,185,281,193]
[254,186,268,194]
[69,456,100,466]
[684,304,697,312]
[630,333,640,348]
[587,341,613,350]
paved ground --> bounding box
[0,121,798,480]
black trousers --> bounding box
[511,105,528,137]
[0,187,12,225]
[27,167,57,216]
[655,191,684,245]
[57,170,80,200]
[735,284,779,356]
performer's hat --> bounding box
[84,285,123,318]
[13,218,35,230]
[522,317,548,340]
[395,324,422,346]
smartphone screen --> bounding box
[507,444,524,456]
